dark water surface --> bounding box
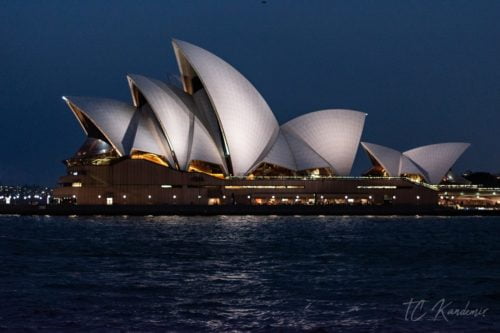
[0,215,499,332]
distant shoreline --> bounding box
[0,204,498,216]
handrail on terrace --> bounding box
[226,174,440,190]
[226,175,406,180]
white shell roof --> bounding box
[62,96,135,156]
[361,141,470,184]
[282,109,367,175]
[172,39,280,176]
[257,128,337,172]
[128,74,227,171]
[399,155,427,179]
[360,142,402,177]
[129,104,175,165]
[189,117,228,172]
[257,131,297,171]
[127,74,195,169]
[192,89,227,165]
[283,130,331,171]
[403,143,470,184]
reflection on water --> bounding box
[0,215,499,331]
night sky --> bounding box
[1,1,499,185]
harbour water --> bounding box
[0,215,499,331]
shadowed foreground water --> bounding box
[0,215,499,331]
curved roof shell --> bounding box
[256,128,336,172]
[127,74,196,169]
[128,74,226,172]
[399,155,427,179]
[189,117,228,171]
[192,89,228,167]
[62,96,135,156]
[128,104,175,165]
[361,141,470,184]
[403,143,470,184]
[257,131,297,171]
[360,142,401,177]
[172,39,279,176]
[282,109,366,175]
[283,130,331,171]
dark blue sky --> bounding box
[1,0,499,185]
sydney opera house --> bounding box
[53,39,469,206]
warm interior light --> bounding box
[130,151,168,167]
[187,160,225,179]
[401,173,425,183]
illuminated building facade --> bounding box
[53,39,468,206]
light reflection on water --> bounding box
[0,215,499,331]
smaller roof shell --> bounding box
[62,96,135,156]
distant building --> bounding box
[53,39,468,206]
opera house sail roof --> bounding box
[281,110,366,176]
[62,38,469,184]
[361,142,470,184]
[172,39,280,176]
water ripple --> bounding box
[0,215,499,331]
